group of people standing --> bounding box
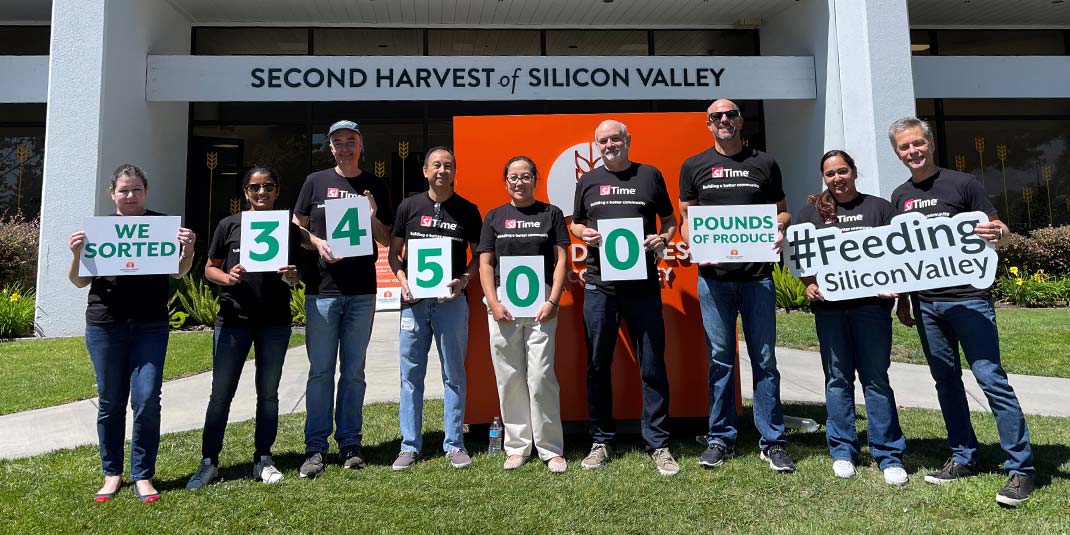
[68,100,1035,508]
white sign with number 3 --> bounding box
[325,196,374,258]
[598,217,648,282]
[407,237,453,299]
[240,210,290,272]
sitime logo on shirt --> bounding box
[421,216,458,230]
[327,187,340,198]
[420,215,434,226]
[599,185,636,195]
[837,214,863,223]
[711,166,750,178]
[903,198,938,211]
[505,219,540,229]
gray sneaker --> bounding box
[392,451,419,471]
[581,443,611,470]
[299,452,326,479]
[186,458,219,489]
[651,447,680,476]
[446,449,472,468]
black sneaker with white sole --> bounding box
[339,445,366,469]
[995,473,1035,507]
[760,445,796,473]
[699,444,735,468]
[924,457,974,485]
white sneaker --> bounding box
[832,459,856,479]
[883,466,909,486]
[254,455,284,484]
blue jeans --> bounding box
[912,298,1034,476]
[201,323,291,463]
[304,294,375,453]
[815,302,906,469]
[697,276,786,450]
[84,321,169,480]
[399,297,469,453]
[583,285,671,450]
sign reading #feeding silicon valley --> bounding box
[79,216,181,276]
[240,210,290,272]
[406,237,453,299]
[785,211,998,301]
[499,256,546,318]
[598,218,648,282]
[688,205,780,264]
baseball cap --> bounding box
[327,120,361,137]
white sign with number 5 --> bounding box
[240,210,290,272]
[325,196,374,258]
[407,237,453,299]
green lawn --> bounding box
[774,308,1070,378]
[1,400,1068,534]
[0,331,305,416]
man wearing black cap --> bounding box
[292,120,394,478]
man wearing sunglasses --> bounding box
[678,99,795,473]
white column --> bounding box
[35,0,191,337]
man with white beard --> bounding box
[570,120,680,476]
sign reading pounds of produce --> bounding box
[240,210,290,272]
[598,217,648,282]
[499,256,545,318]
[79,216,181,276]
[688,204,779,263]
[325,196,374,258]
[406,237,453,299]
[784,211,998,301]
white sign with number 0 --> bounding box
[240,210,290,272]
[499,256,545,318]
[407,237,453,299]
[325,196,374,258]
[598,217,648,282]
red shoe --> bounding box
[132,484,160,503]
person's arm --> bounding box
[975,216,1009,245]
[801,275,823,302]
[292,213,340,263]
[643,212,677,255]
[67,231,92,288]
[445,242,480,301]
[896,294,915,327]
[388,235,413,302]
[678,200,697,243]
[479,252,512,321]
[535,244,568,322]
[174,227,197,279]
[205,257,242,286]
[362,188,393,246]
[772,198,790,253]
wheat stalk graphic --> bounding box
[229,197,241,215]
[15,144,28,212]
[1023,186,1034,228]
[954,154,967,172]
[206,152,218,230]
[374,161,386,178]
[974,137,985,182]
[574,143,601,181]
[996,144,1010,219]
[398,141,409,186]
[1042,163,1053,226]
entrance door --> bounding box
[186,136,244,252]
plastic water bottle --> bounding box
[488,417,503,455]
[784,415,821,433]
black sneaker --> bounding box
[995,473,1035,507]
[699,443,735,468]
[760,445,796,473]
[340,445,366,470]
[299,451,326,479]
[924,457,973,485]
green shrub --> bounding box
[773,263,808,312]
[0,284,36,339]
[993,266,1070,307]
[998,225,1070,276]
[0,212,39,290]
[290,282,306,325]
[172,274,220,326]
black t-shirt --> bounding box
[207,212,299,326]
[890,167,997,302]
[679,146,786,281]
[797,194,896,310]
[85,210,172,325]
[293,168,394,296]
[392,192,482,281]
[476,201,570,288]
[572,162,674,292]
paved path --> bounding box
[3,311,1069,460]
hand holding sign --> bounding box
[406,237,453,299]
[325,196,374,259]
[499,256,545,318]
[240,210,290,272]
[598,218,647,282]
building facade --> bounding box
[1,0,1068,336]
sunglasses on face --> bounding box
[244,183,277,193]
[708,110,741,122]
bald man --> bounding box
[679,100,795,473]
[570,120,679,476]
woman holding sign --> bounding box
[186,166,300,490]
[477,156,569,473]
[388,146,483,471]
[796,150,908,486]
[67,164,196,503]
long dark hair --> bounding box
[242,165,280,188]
[808,150,857,222]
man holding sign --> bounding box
[888,117,1035,507]
[678,99,795,473]
[570,120,679,476]
[291,120,393,478]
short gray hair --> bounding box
[595,119,629,140]
[888,117,934,147]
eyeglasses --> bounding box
[505,174,535,184]
[244,183,277,193]
[432,202,442,226]
[708,110,741,122]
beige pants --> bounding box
[487,312,564,460]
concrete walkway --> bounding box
[3,311,1070,460]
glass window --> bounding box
[429,29,539,56]
[935,30,1066,56]
[0,26,50,55]
[940,98,1070,117]
[653,30,756,56]
[314,28,422,55]
[910,30,932,56]
[0,126,46,219]
[194,28,308,55]
[193,102,309,124]
[916,98,936,116]
[545,30,648,56]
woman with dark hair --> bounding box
[388,146,483,471]
[67,164,197,503]
[186,165,300,489]
[796,150,907,486]
[477,156,569,473]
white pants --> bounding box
[487,313,564,460]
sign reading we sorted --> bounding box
[79,216,181,276]
[688,204,779,263]
[785,211,998,301]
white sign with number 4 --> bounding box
[240,210,290,272]
[407,237,453,299]
[325,196,374,258]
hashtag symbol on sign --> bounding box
[788,227,816,271]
